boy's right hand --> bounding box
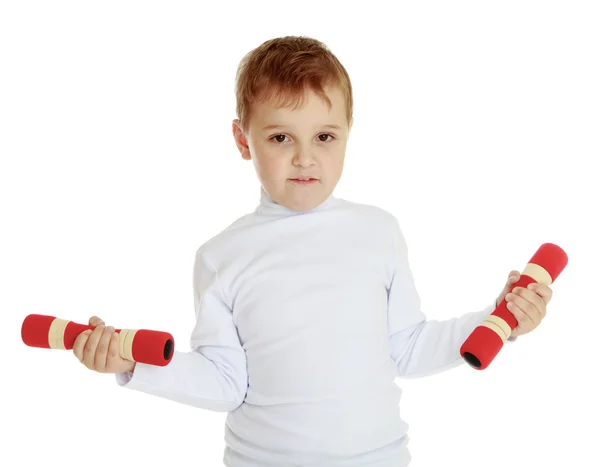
[73,316,136,374]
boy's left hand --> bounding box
[496,270,553,338]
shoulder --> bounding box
[194,212,255,261]
[336,197,410,253]
[338,198,400,230]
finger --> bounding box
[89,316,105,327]
[503,271,520,293]
[108,330,121,363]
[507,290,543,324]
[108,331,128,372]
[73,330,92,362]
[507,270,520,284]
[82,324,105,370]
[506,299,537,329]
[510,289,541,315]
[94,326,114,372]
[527,282,553,305]
[497,271,522,306]
[513,287,546,318]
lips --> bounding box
[290,178,318,184]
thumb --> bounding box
[496,270,521,306]
[506,270,520,288]
[88,315,105,327]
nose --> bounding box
[292,148,316,168]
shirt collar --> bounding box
[255,186,340,217]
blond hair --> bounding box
[234,36,353,133]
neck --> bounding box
[256,187,339,217]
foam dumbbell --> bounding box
[460,243,568,370]
[21,314,174,366]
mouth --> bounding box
[289,178,318,185]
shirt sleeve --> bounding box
[386,217,498,378]
[114,251,248,412]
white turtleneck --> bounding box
[115,188,497,466]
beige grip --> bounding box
[48,318,70,349]
[118,328,138,362]
[481,314,511,343]
[522,262,552,285]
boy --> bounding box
[73,36,553,466]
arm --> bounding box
[386,218,496,378]
[115,251,248,412]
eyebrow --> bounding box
[262,124,342,131]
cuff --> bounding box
[115,370,134,386]
[115,362,150,387]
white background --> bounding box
[2,1,598,466]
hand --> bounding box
[496,270,553,338]
[73,316,136,374]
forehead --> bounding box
[253,85,346,126]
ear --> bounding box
[232,119,251,160]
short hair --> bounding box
[234,35,353,133]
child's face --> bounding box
[233,85,351,212]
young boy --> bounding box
[73,36,553,466]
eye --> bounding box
[318,133,335,142]
[272,134,288,143]
[270,133,335,143]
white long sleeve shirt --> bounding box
[116,188,498,466]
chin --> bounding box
[288,194,328,212]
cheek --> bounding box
[326,151,345,173]
[255,153,287,178]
